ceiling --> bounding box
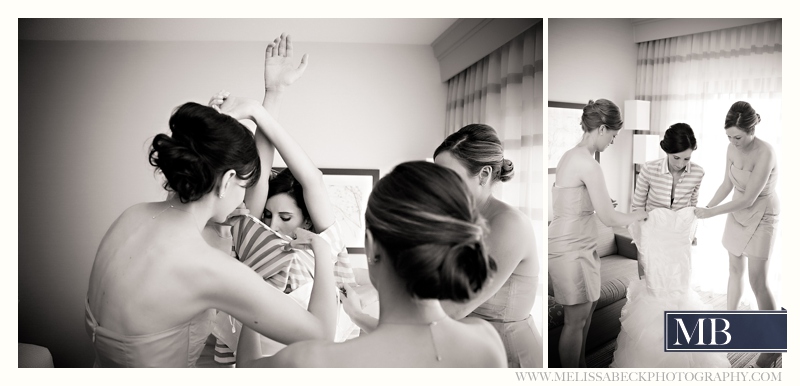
[19,18,458,45]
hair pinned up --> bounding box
[433,124,514,183]
[660,123,697,154]
[724,101,761,134]
[365,161,496,302]
[581,99,623,133]
[149,102,261,203]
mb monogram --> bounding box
[665,310,787,352]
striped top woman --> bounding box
[632,123,704,212]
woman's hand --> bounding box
[635,209,648,222]
[290,228,329,252]
[209,91,262,121]
[340,283,363,315]
[694,207,713,219]
[264,33,309,92]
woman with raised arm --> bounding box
[431,124,541,368]
[548,99,647,368]
[237,161,507,367]
[695,101,780,368]
[85,99,337,367]
[208,34,360,365]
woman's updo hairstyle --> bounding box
[365,161,497,302]
[267,168,313,231]
[581,99,623,132]
[149,102,261,203]
[433,124,514,183]
[660,123,697,154]
[724,101,761,134]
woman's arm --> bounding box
[195,243,337,346]
[441,210,534,320]
[582,159,647,227]
[700,145,775,218]
[704,146,734,208]
[243,34,309,217]
[251,108,336,231]
[631,163,651,212]
[690,167,705,208]
[341,283,379,333]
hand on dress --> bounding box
[635,209,648,222]
[290,228,330,251]
[209,90,262,121]
[340,283,365,315]
[694,207,712,219]
[264,33,309,91]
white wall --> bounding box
[548,19,638,211]
[18,39,446,367]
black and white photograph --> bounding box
[547,18,783,369]
[18,18,544,368]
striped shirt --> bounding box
[213,215,359,365]
[632,157,704,212]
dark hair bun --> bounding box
[365,161,496,302]
[148,102,261,203]
[433,124,510,183]
[498,159,515,182]
[724,101,760,134]
[660,123,697,153]
[150,133,215,202]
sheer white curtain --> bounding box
[635,20,782,305]
[445,22,543,222]
[444,21,543,324]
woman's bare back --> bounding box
[87,202,218,335]
[275,317,506,367]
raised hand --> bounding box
[209,90,262,121]
[264,33,309,91]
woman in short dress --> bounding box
[548,99,647,368]
[695,101,780,368]
[434,124,542,368]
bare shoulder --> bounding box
[460,317,507,367]
[487,204,533,240]
[756,139,777,162]
[556,147,599,187]
[111,202,152,227]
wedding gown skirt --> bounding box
[611,208,730,368]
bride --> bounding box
[611,124,729,368]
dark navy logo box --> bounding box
[664,309,786,352]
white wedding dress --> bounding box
[610,208,730,368]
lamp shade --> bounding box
[633,134,661,164]
[624,100,651,131]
